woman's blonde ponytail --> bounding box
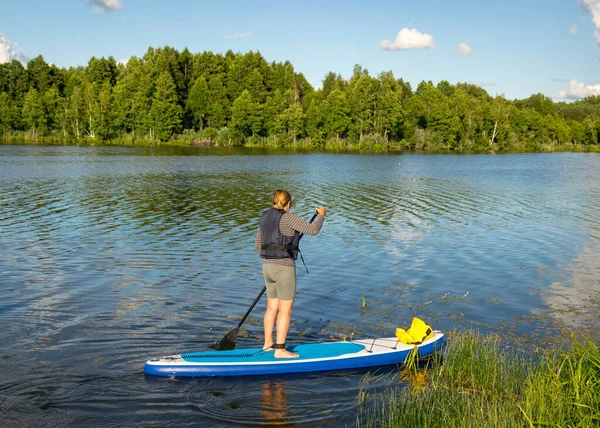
[273,190,291,210]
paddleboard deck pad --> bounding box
[144,331,445,377]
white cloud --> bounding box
[380,28,435,51]
[558,79,600,99]
[570,24,578,34]
[0,33,13,63]
[0,32,27,64]
[457,42,473,56]
[118,58,129,66]
[223,32,252,40]
[85,0,122,13]
[580,0,600,45]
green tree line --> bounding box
[1,46,600,151]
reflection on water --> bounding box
[260,381,292,426]
[1,146,600,426]
[543,242,600,331]
[177,370,390,427]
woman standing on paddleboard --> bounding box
[255,190,326,359]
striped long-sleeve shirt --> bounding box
[255,212,325,267]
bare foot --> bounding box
[262,342,274,351]
[274,349,299,359]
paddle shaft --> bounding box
[234,211,319,330]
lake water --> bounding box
[1,145,599,426]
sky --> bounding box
[1,0,600,101]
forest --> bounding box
[1,46,600,151]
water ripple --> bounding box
[2,147,600,426]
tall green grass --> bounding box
[361,331,600,427]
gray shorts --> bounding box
[262,264,296,301]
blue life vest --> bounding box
[259,208,300,260]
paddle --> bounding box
[211,211,319,351]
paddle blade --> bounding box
[211,328,238,351]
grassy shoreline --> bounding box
[2,134,600,153]
[361,330,600,427]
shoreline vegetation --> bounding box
[3,134,600,153]
[2,47,600,153]
[361,330,600,427]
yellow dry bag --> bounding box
[395,317,434,345]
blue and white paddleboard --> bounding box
[144,331,445,377]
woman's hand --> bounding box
[315,207,327,217]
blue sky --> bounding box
[1,0,600,101]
